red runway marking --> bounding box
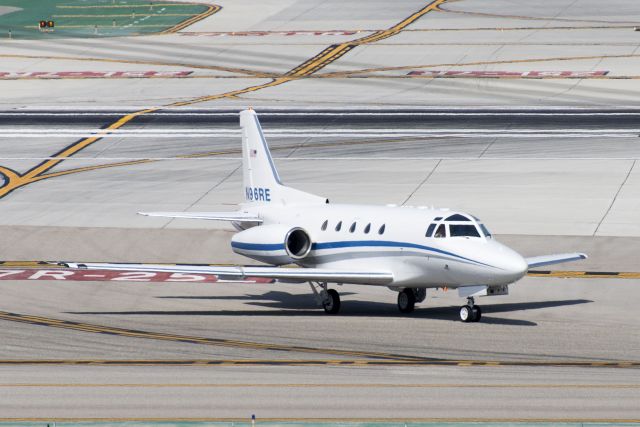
[0,269,272,284]
[0,71,193,79]
[179,30,361,37]
[406,70,609,78]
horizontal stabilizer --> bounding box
[59,262,394,286]
[525,252,587,268]
[138,211,262,223]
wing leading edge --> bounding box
[525,252,588,268]
[59,262,394,286]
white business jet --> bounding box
[63,109,587,322]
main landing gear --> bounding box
[459,296,482,322]
[309,281,341,314]
[397,289,415,313]
[397,288,426,314]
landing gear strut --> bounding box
[309,281,341,314]
[397,289,416,313]
[459,297,482,322]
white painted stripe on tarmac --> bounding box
[0,157,638,161]
[0,133,637,138]
[1,128,639,133]
[3,112,640,117]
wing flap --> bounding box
[525,252,587,268]
[138,211,262,223]
[60,262,393,286]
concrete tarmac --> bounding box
[1,364,639,419]
[0,274,638,420]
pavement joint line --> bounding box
[436,3,640,25]
[3,418,640,422]
[0,359,637,368]
[0,382,639,388]
[57,3,204,8]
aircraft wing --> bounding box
[525,253,588,268]
[59,262,394,286]
[138,211,262,223]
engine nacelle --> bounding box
[231,224,313,265]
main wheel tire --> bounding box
[398,289,416,313]
[459,305,472,322]
[322,289,341,314]
[413,288,427,303]
[471,306,482,322]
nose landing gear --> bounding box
[460,297,482,322]
[309,281,341,314]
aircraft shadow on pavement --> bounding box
[68,291,593,326]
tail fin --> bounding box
[240,109,327,206]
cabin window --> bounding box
[378,224,386,235]
[364,223,371,234]
[434,224,446,238]
[426,223,436,237]
[321,220,328,231]
[335,221,342,232]
[349,222,356,233]
[449,224,481,238]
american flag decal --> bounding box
[250,149,257,157]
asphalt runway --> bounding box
[1,0,640,422]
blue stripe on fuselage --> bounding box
[231,241,285,251]
[231,240,497,269]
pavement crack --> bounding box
[593,159,636,236]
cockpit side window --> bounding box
[434,224,446,238]
[426,223,436,237]
[480,223,492,238]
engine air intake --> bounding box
[285,227,312,259]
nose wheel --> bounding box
[309,282,341,314]
[460,297,482,322]
[322,289,341,314]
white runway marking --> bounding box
[0,129,638,138]
[0,157,637,161]
[3,111,640,116]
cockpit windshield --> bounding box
[449,224,480,237]
[426,213,491,239]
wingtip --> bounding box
[579,253,588,260]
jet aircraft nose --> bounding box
[499,249,528,282]
[488,242,529,283]
[505,252,528,280]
